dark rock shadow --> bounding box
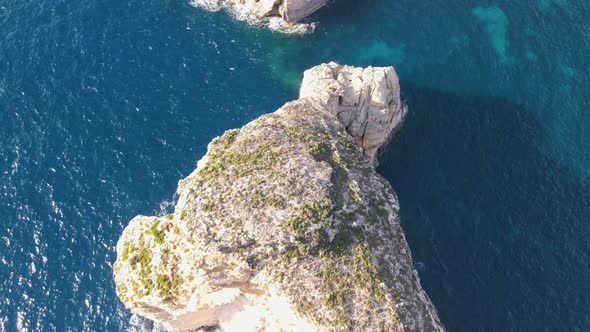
[377,84,590,331]
[312,0,375,24]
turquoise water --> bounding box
[1,0,589,330]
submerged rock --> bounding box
[113,63,444,331]
[190,0,326,34]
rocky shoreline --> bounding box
[113,63,444,331]
[190,0,327,33]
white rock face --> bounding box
[190,0,326,33]
[113,64,442,332]
[300,62,408,164]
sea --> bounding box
[0,0,589,331]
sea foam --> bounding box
[190,0,316,34]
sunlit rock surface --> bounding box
[113,64,443,332]
[300,62,407,164]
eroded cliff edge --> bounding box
[113,63,444,331]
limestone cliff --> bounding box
[190,0,326,33]
[113,63,444,331]
[300,63,407,164]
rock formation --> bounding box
[300,63,407,164]
[190,0,327,33]
[113,63,443,331]
[277,0,327,23]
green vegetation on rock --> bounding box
[113,89,442,331]
[156,274,172,297]
[354,242,386,301]
[150,220,165,244]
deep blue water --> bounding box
[1,0,589,331]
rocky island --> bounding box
[191,0,327,33]
[113,63,444,331]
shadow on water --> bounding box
[378,84,590,331]
[313,0,374,22]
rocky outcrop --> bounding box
[190,0,327,33]
[113,63,443,331]
[300,62,407,164]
